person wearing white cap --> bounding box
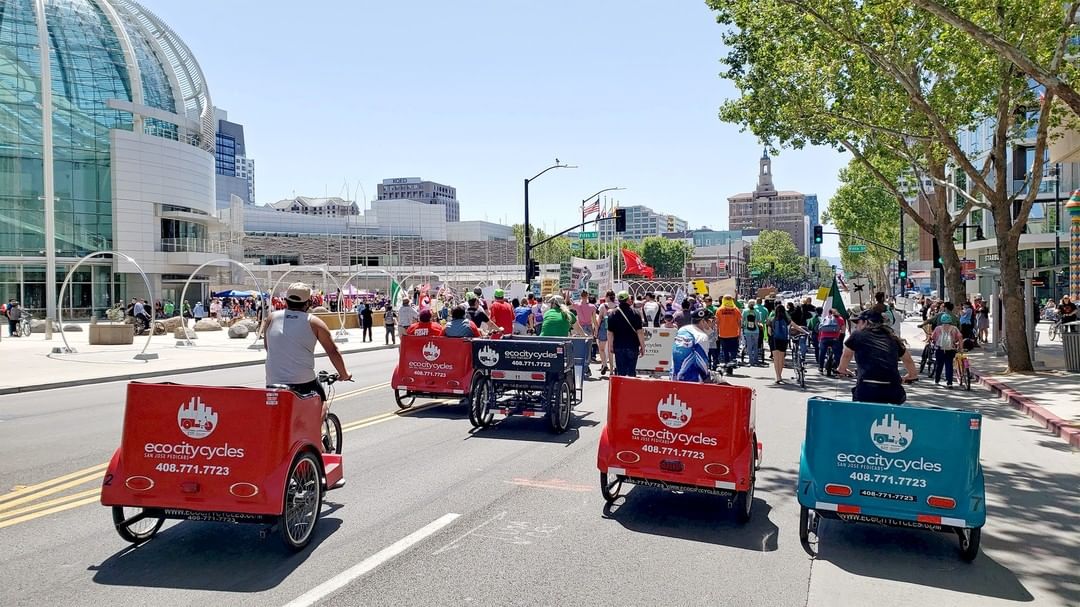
[262,283,352,440]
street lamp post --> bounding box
[524,160,575,283]
[1053,163,1062,301]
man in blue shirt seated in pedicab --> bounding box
[671,308,728,384]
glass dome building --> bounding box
[0,0,223,320]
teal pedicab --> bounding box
[797,397,986,561]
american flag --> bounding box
[582,200,600,216]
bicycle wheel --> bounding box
[322,412,342,454]
[1049,323,1059,341]
[18,320,30,337]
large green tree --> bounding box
[708,0,1059,371]
[640,237,694,278]
[749,230,804,281]
[824,159,903,291]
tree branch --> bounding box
[840,139,934,233]
[910,0,1080,117]
[781,0,996,199]
[1010,89,1057,239]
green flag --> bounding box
[822,277,848,317]
[390,280,401,305]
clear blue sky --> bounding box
[143,0,846,257]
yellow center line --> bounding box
[0,471,105,513]
[333,382,391,401]
[0,488,100,521]
[0,462,108,505]
[0,495,102,530]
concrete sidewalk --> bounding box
[0,322,398,395]
[899,320,1079,449]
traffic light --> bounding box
[813,225,823,245]
[614,208,627,233]
[527,260,540,281]
[932,240,943,269]
[897,260,908,280]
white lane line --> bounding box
[282,513,460,607]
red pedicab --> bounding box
[100,382,344,550]
[391,335,479,409]
[596,376,761,522]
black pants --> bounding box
[8,319,16,336]
[720,337,740,366]
[852,381,906,404]
[362,325,372,341]
[934,349,957,385]
[613,347,638,377]
[385,325,396,344]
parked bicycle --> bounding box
[791,334,809,390]
[954,350,973,391]
[17,314,31,337]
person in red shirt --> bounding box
[405,309,444,337]
[488,289,515,336]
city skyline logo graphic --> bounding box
[478,345,499,367]
[657,393,692,429]
[177,397,218,440]
[870,413,913,454]
[422,341,441,362]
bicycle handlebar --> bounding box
[317,370,342,385]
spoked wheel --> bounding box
[600,472,623,503]
[962,365,972,391]
[1049,323,1060,341]
[547,380,572,434]
[469,378,494,429]
[112,506,165,544]
[796,364,806,390]
[322,413,342,454]
[279,452,323,551]
[394,389,416,410]
[957,527,981,562]
[733,448,756,524]
[18,321,31,337]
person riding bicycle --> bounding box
[836,310,918,405]
[1060,296,1077,325]
[671,308,724,383]
[262,283,352,433]
[816,307,846,375]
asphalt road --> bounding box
[0,346,1077,607]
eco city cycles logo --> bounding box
[177,397,218,440]
[657,393,692,429]
[478,345,499,367]
[422,341,441,362]
[870,413,913,454]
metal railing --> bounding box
[160,238,232,254]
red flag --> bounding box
[621,248,655,279]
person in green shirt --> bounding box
[163,300,175,317]
[540,295,585,337]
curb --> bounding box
[973,369,1080,450]
[0,343,399,396]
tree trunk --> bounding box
[939,233,967,304]
[996,220,1034,372]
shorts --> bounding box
[272,379,326,402]
[769,338,789,352]
[596,322,608,342]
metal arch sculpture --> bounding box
[54,251,156,360]
[267,265,346,330]
[178,259,268,348]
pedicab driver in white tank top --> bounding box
[262,283,352,430]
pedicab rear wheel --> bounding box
[733,448,756,524]
[112,506,164,544]
[600,472,623,503]
[280,452,323,551]
[469,377,494,428]
[394,389,416,410]
[798,506,815,542]
[957,527,980,562]
[547,379,572,434]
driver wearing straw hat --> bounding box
[263,283,352,427]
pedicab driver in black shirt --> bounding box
[836,309,918,404]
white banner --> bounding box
[571,257,612,293]
[639,326,678,374]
